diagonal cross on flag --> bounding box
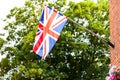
[33,5,68,59]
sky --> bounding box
[0,0,25,61]
[0,0,25,34]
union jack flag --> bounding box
[33,5,68,59]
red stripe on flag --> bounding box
[33,33,43,53]
[52,17,67,28]
[46,6,48,20]
[42,39,47,59]
[38,23,43,30]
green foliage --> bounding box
[0,0,109,80]
[1,58,9,68]
[0,38,4,49]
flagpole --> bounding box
[68,17,114,48]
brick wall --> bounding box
[110,0,120,66]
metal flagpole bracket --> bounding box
[107,41,115,48]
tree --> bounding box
[0,0,109,80]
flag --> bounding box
[33,5,68,59]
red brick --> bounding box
[110,0,120,67]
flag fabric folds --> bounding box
[33,5,68,59]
